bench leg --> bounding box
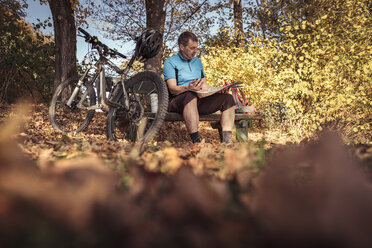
[136,117,148,141]
[235,119,251,142]
[128,117,148,142]
[212,120,251,142]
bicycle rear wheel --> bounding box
[49,76,96,133]
[106,71,168,144]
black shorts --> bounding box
[168,91,236,115]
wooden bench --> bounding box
[131,111,263,142]
[116,79,263,141]
[164,112,262,142]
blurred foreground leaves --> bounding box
[0,103,371,248]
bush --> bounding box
[0,2,55,104]
[202,0,371,144]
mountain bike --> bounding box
[49,27,168,144]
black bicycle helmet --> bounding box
[134,29,162,62]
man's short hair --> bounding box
[178,31,198,47]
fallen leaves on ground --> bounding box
[0,103,371,248]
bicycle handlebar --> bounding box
[78,27,127,59]
[78,27,91,39]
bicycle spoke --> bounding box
[147,88,156,95]
[137,81,144,92]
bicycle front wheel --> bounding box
[106,71,168,144]
[49,76,96,133]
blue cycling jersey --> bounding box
[163,52,205,86]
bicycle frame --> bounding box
[66,55,135,112]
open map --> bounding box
[189,81,243,98]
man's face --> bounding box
[180,39,198,60]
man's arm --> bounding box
[166,78,189,95]
[166,78,211,95]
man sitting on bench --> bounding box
[163,31,236,143]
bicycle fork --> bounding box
[66,66,92,108]
[66,64,111,112]
[117,56,137,111]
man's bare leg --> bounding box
[221,106,235,131]
[183,95,199,134]
[220,106,235,143]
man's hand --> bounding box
[188,78,203,91]
[188,78,210,91]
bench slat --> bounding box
[144,112,263,121]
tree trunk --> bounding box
[49,0,77,90]
[255,0,266,39]
[144,0,166,74]
[0,67,17,104]
[233,0,244,46]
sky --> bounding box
[24,0,134,63]
[24,0,228,63]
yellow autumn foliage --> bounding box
[202,0,371,143]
